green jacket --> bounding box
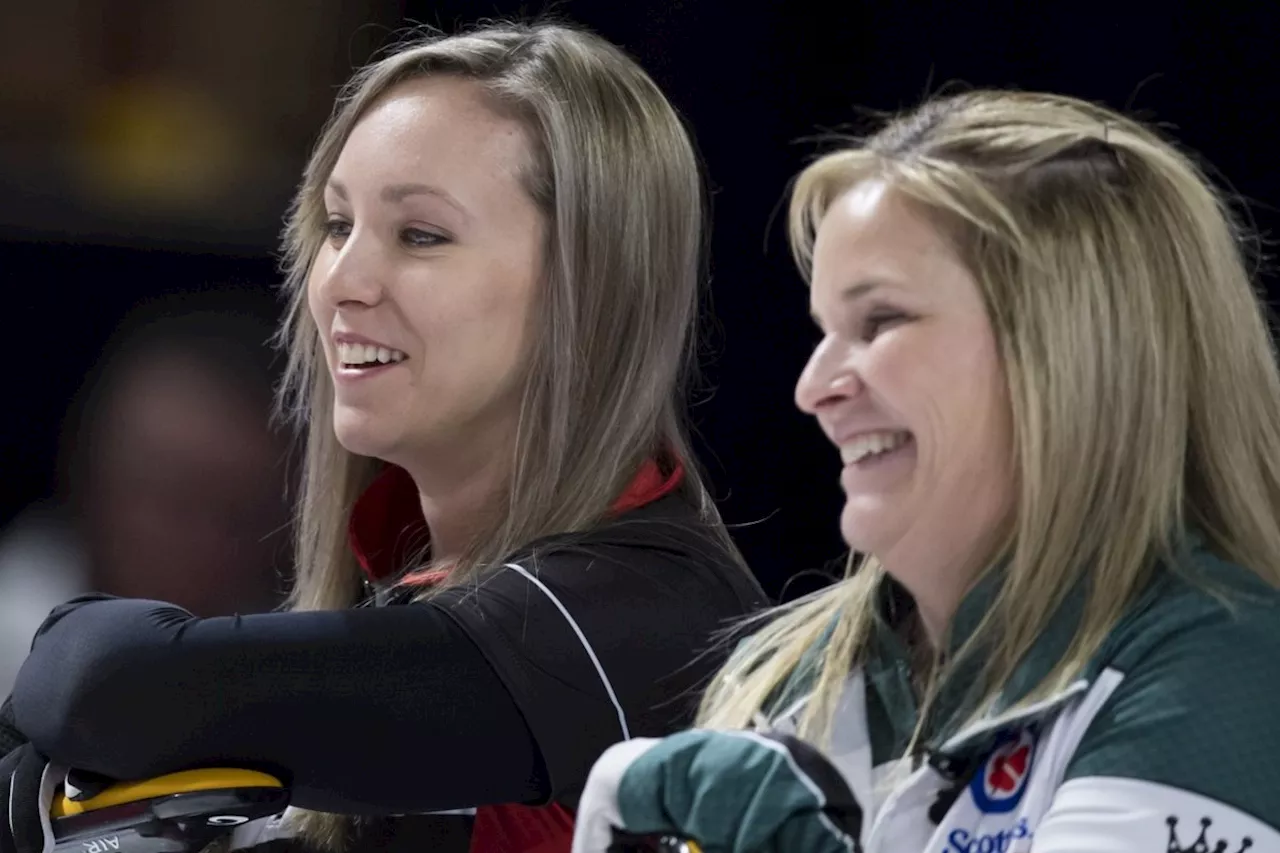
[573,534,1280,852]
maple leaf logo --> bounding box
[987,744,1030,793]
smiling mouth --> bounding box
[839,430,913,465]
[337,342,407,369]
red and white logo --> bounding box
[969,729,1036,814]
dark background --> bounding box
[3,0,1278,603]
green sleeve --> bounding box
[1064,587,1280,827]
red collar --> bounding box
[348,458,685,584]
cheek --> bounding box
[476,252,540,347]
[923,329,1013,486]
[869,327,1009,455]
[954,331,1010,440]
[424,275,533,344]
[306,264,333,330]
[860,331,950,420]
[408,260,539,382]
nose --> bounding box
[795,335,862,415]
[312,228,386,309]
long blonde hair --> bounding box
[273,20,745,845]
[697,90,1280,749]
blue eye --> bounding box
[862,311,907,341]
[324,218,351,241]
[402,228,447,248]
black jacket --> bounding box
[8,492,766,852]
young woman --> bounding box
[572,90,1280,852]
[0,21,765,853]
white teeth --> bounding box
[337,341,406,366]
[839,431,910,464]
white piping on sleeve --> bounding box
[504,563,631,740]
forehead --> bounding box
[809,180,969,306]
[333,75,533,188]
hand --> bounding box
[61,769,115,803]
[0,744,64,853]
[572,729,864,853]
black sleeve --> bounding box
[10,598,549,815]
[431,524,764,805]
[0,696,24,756]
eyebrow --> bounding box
[839,281,882,302]
[326,179,470,220]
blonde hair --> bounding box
[697,90,1280,749]
[273,20,745,846]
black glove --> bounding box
[0,746,124,853]
[0,743,60,853]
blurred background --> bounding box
[2,0,1279,693]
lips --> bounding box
[336,341,407,367]
[838,430,912,464]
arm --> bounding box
[1032,596,1280,851]
[427,520,765,803]
[0,698,23,757]
[13,498,762,819]
[10,597,549,816]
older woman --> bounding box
[573,90,1280,853]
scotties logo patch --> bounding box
[968,729,1036,814]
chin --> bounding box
[331,408,401,460]
[332,428,391,460]
[839,501,903,556]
